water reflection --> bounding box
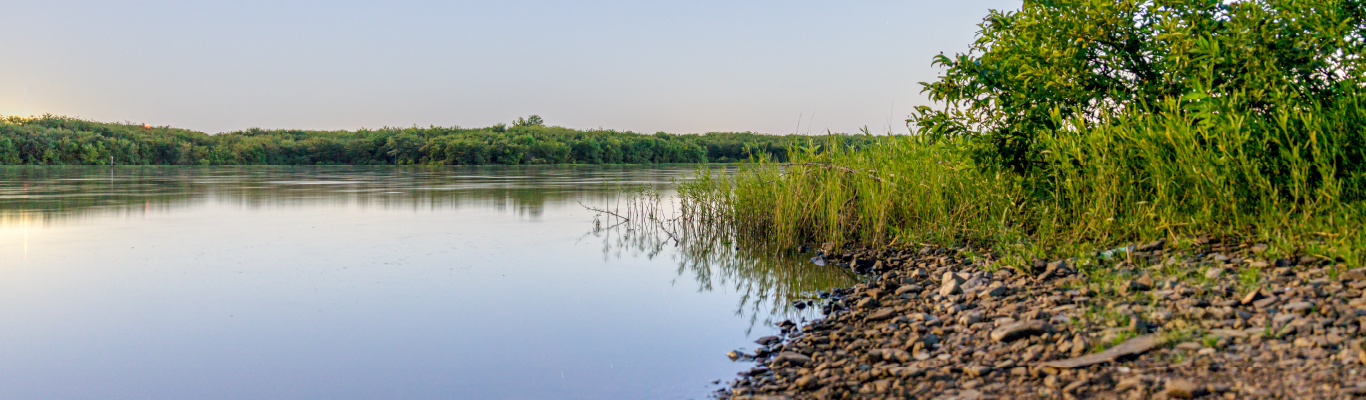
[0,165,858,325]
[582,189,859,333]
[0,166,680,224]
[0,165,865,399]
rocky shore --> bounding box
[715,238,1366,399]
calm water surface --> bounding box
[0,166,856,400]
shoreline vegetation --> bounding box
[0,114,876,166]
[662,0,1366,398]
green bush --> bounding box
[911,0,1366,174]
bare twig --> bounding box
[579,201,630,221]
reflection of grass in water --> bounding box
[586,185,859,333]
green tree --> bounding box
[910,0,1366,172]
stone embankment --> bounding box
[716,239,1366,399]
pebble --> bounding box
[1166,379,1205,399]
[990,320,1049,342]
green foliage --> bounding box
[513,115,544,127]
[910,0,1366,173]
[0,115,875,166]
[680,0,1366,267]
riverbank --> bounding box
[717,239,1366,399]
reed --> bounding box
[676,99,1365,269]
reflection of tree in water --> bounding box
[585,187,858,334]
[0,165,686,225]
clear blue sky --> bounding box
[1,0,1019,134]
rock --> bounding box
[1120,276,1154,295]
[1283,301,1314,312]
[865,308,896,321]
[794,375,819,389]
[894,285,918,296]
[1241,290,1263,305]
[990,320,1050,342]
[1136,239,1165,251]
[871,348,911,363]
[772,351,810,366]
[982,283,1007,297]
[1253,297,1279,309]
[1165,379,1206,399]
[1205,267,1226,279]
[888,366,924,378]
[1344,268,1366,281]
[755,336,782,347]
[1250,243,1268,253]
[958,311,984,325]
[964,365,991,377]
[856,297,880,309]
[1042,334,1163,368]
[939,272,963,296]
[727,350,741,361]
[1071,335,1089,356]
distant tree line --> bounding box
[0,115,876,165]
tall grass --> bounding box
[677,96,1366,267]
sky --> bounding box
[0,0,1020,135]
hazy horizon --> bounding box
[1,0,1019,135]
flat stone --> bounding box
[888,366,924,378]
[1283,301,1314,312]
[1166,379,1205,399]
[1252,297,1279,309]
[755,336,782,346]
[1273,313,1300,324]
[1241,290,1262,304]
[894,285,918,295]
[1042,334,1163,368]
[990,320,1050,342]
[772,351,810,366]
[856,297,880,309]
[1205,267,1225,279]
[870,348,911,362]
[865,308,897,321]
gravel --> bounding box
[713,239,1366,399]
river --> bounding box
[0,166,856,400]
